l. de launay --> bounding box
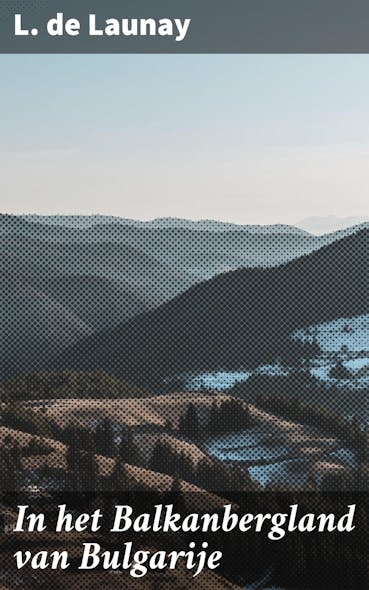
[88,15,191,42]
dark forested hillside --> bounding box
[57,228,368,387]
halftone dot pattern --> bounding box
[0,215,368,493]
[0,214,368,588]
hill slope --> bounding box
[1,273,93,377]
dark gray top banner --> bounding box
[2,0,369,53]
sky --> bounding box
[1,54,369,224]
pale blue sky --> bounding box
[1,55,368,223]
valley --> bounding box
[2,214,367,380]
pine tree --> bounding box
[95,418,115,457]
[66,444,81,472]
[119,429,142,466]
[171,475,181,492]
[209,401,220,433]
[181,403,199,438]
[150,439,165,472]
[109,457,131,491]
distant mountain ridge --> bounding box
[14,213,369,235]
[297,215,369,235]
[18,214,309,234]
[4,213,368,241]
